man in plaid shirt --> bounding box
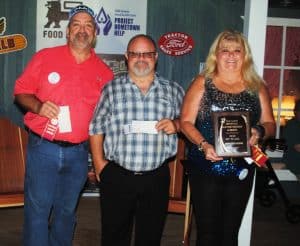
[89,34,184,246]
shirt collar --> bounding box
[126,73,160,87]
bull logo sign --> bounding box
[43,1,112,37]
[0,17,27,55]
[44,1,70,28]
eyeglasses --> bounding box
[127,51,157,59]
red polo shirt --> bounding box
[14,45,113,143]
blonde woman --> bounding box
[180,30,275,246]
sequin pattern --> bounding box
[188,78,261,177]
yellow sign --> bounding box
[0,17,27,54]
[0,34,27,54]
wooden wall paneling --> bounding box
[0,117,27,207]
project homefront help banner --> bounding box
[36,0,147,54]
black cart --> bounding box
[255,139,300,224]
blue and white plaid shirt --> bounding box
[89,74,185,171]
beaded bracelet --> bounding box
[198,139,207,152]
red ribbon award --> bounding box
[251,145,268,167]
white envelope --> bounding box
[130,120,158,134]
[58,106,72,133]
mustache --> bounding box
[75,32,89,39]
[134,61,149,66]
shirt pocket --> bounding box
[111,96,131,125]
[155,96,174,119]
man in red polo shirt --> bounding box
[14,5,113,246]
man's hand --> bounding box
[93,159,109,182]
[156,119,177,134]
[14,94,59,119]
[38,101,60,119]
[89,134,106,182]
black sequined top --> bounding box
[187,78,261,177]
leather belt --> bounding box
[110,161,167,176]
[30,131,84,147]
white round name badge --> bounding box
[48,72,60,84]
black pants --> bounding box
[99,161,170,246]
[188,164,254,246]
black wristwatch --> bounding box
[198,139,207,152]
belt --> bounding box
[110,161,167,176]
[30,131,85,147]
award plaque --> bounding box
[213,111,251,157]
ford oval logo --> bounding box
[158,32,194,56]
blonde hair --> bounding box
[201,29,264,92]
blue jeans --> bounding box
[23,133,88,246]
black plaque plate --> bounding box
[213,111,251,157]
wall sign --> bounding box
[158,32,194,56]
[36,0,147,54]
[0,17,27,55]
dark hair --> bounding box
[127,34,157,51]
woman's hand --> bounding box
[249,127,262,146]
[202,142,223,162]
